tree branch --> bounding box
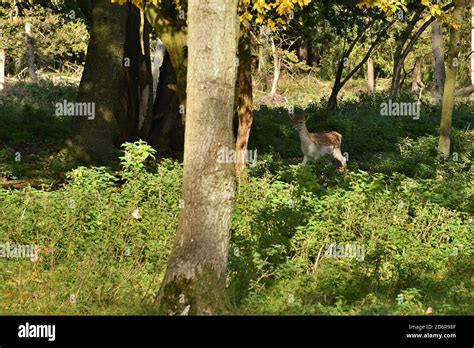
[340,20,395,87]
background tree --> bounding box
[431,19,445,105]
[71,0,150,164]
[235,18,253,178]
[323,0,393,109]
[438,0,468,158]
[471,4,474,85]
[367,56,375,92]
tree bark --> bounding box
[152,39,165,105]
[145,4,188,124]
[299,37,311,65]
[455,85,474,96]
[390,9,423,97]
[147,51,184,156]
[0,50,5,91]
[257,27,268,91]
[431,20,446,105]
[327,20,394,110]
[367,57,375,93]
[269,36,281,96]
[327,59,344,110]
[71,0,129,164]
[235,20,253,179]
[390,3,454,97]
[122,6,154,141]
[411,58,425,100]
[156,0,239,315]
[25,22,37,81]
[438,0,467,158]
[71,1,154,164]
[471,5,474,85]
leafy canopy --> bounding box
[357,0,455,26]
[112,0,311,31]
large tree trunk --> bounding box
[25,22,37,81]
[431,20,446,105]
[235,20,253,178]
[72,1,153,164]
[438,0,467,158]
[71,0,130,164]
[156,0,239,315]
[367,57,375,93]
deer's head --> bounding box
[289,114,307,131]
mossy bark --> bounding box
[71,0,129,164]
[156,0,240,315]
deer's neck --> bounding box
[298,126,314,146]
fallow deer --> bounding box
[290,114,347,172]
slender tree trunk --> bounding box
[257,28,269,91]
[0,50,5,91]
[269,36,281,96]
[367,57,375,93]
[156,0,239,315]
[438,0,467,158]
[328,58,344,110]
[431,20,446,105]
[471,5,474,85]
[390,9,423,97]
[299,37,311,65]
[390,4,454,97]
[25,22,37,81]
[257,46,264,74]
[235,20,253,178]
[258,44,268,91]
[326,20,394,110]
[411,58,425,100]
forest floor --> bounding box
[0,74,473,315]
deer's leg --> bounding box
[332,147,346,169]
[301,156,308,165]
